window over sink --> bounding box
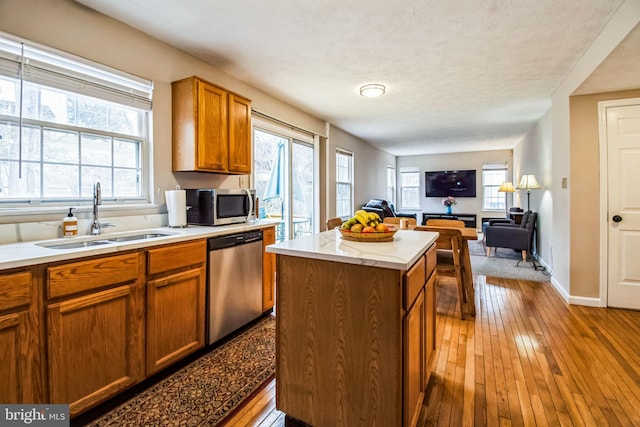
[0,32,153,208]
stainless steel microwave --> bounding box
[185,189,256,226]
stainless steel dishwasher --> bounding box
[207,230,263,344]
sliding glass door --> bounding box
[253,127,315,242]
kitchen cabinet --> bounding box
[46,253,145,417]
[146,240,206,375]
[0,269,41,404]
[262,226,276,312]
[274,238,438,427]
[172,76,252,174]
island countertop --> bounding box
[266,228,438,270]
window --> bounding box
[0,33,152,205]
[336,149,353,218]
[482,163,508,210]
[400,169,420,209]
[386,165,396,206]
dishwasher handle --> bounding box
[208,230,263,251]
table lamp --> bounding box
[498,181,515,216]
[516,174,541,211]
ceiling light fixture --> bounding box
[359,84,386,97]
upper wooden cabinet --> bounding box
[172,76,252,174]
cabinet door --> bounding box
[228,93,252,174]
[424,274,437,390]
[262,226,276,312]
[47,284,144,416]
[197,80,228,171]
[146,266,206,375]
[0,311,29,403]
[403,289,425,427]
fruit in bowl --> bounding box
[339,211,397,241]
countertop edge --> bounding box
[0,220,280,271]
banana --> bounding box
[354,210,369,227]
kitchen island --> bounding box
[266,229,439,427]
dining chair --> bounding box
[383,217,417,227]
[326,217,343,230]
[415,225,466,319]
[425,218,466,228]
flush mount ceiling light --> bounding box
[359,84,386,97]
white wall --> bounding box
[325,125,396,219]
[396,150,512,226]
[512,110,552,267]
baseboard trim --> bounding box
[549,276,569,302]
[568,296,604,307]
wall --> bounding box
[569,89,640,298]
[547,0,640,302]
[512,110,552,267]
[325,125,396,221]
[0,0,326,225]
[396,150,512,226]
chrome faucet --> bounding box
[91,182,102,235]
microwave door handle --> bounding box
[246,188,254,222]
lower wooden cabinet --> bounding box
[145,240,206,375]
[404,288,426,427]
[262,226,276,312]
[147,267,206,374]
[0,269,40,404]
[47,283,144,416]
[45,253,145,417]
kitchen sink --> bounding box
[106,233,171,242]
[36,232,176,249]
[42,240,113,250]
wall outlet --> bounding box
[561,177,568,189]
[239,175,249,189]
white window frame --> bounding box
[482,163,508,211]
[387,165,396,207]
[400,168,420,210]
[0,31,153,214]
[336,148,353,219]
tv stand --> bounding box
[422,212,477,228]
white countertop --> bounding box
[0,219,280,270]
[266,229,438,270]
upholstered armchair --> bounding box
[484,211,537,262]
[361,199,417,220]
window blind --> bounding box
[0,32,153,110]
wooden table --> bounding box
[410,225,477,316]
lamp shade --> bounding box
[517,174,541,190]
[498,181,515,193]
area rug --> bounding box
[85,315,276,426]
[468,237,549,282]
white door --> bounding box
[604,101,640,309]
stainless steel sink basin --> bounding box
[43,240,113,250]
[106,233,171,243]
[37,232,175,249]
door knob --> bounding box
[612,215,622,223]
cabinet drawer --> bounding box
[48,253,140,299]
[425,243,436,280]
[404,254,426,310]
[0,271,31,312]
[147,240,206,276]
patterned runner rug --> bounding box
[84,315,276,426]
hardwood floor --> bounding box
[224,275,640,427]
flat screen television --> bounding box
[425,170,477,198]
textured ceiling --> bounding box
[76,0,632,155]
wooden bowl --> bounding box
[338,226,398,242]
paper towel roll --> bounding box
[165,189,187,227]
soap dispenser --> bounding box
[63,208,78,237]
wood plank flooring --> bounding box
[224,275,640,427]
